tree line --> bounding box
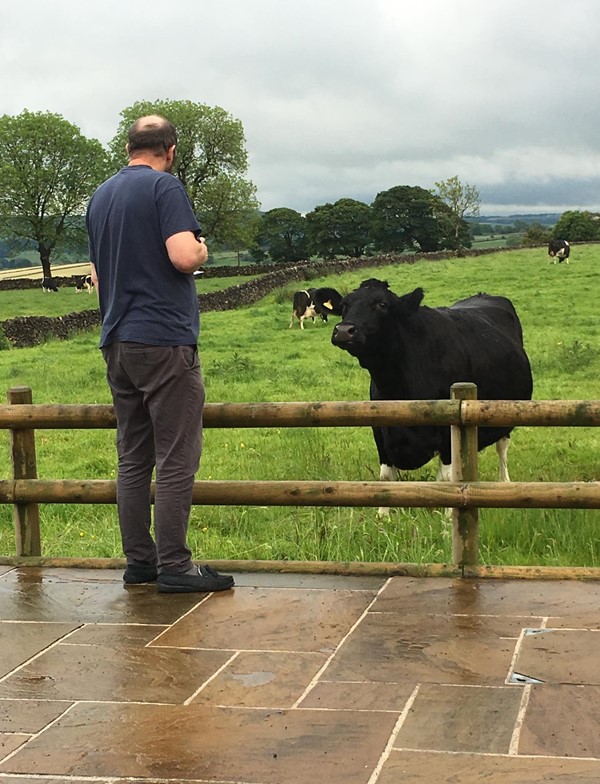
[250,177,479,263]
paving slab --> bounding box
[0,701,398,783]
[378,750,600,783]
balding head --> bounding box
[127,115,177,159]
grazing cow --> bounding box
[312,287,344,323]
[41,277,58,292]
[289,289,318,329]
[328,279,533,512]
[290,287,345,329]
[548,239,570,264]
[75,274,94,293]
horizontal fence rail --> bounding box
[0,479,598,509]
[1,385,599,572]
[1,399,600,429]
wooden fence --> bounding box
[1,384,599,574]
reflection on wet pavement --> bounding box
[0,567,599,783]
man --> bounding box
[86,115,234,594]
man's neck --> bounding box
[128,154,166,172]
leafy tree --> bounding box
[552,210,600,242]
[434,175,480,253]
[110,99,258,246]
[306,198,372,259]
[0,110,110,278]
[252,208,309,263]
[370,185,452,253]
[522,223,552,247]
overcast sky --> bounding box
[2,0,600,216]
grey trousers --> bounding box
[101,342,204,574]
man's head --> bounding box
[126,115,177,171]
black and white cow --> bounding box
[41,277,58,292]
[289,289,318,329]
[327,279,533,512]
[548,239,570,264]
[289,287,343,329]
[75,274,94,293]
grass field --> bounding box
[0,247,598,566]
[0,274,257,320]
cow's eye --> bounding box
[375,301,388,312]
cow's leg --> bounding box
[437,461,451,482]
[496,436,510,481]
[437,460,453,520]
[378,463,399,516]
[289,311,295,328]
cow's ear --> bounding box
[395,287,424,317]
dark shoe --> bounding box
[157,564,234,594]
[123,564,158,584]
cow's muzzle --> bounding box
[332,322,356,346]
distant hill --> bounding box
[469,214,560,226]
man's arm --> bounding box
[90,262,99,292]
[165,232,208,274]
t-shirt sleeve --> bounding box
[157,179,201,242]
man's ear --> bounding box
[125,143,130,156]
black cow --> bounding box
[289,287,343,329]
[41,277,58,292]
[328,279,533,511]
[312,287,343,323]
[548,239,570,264]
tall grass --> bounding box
[0,247,598,566]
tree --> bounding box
[434,175,480,253]
[200,175,261,264]
[522,223,552,247]
[552,210,600,242]
[306,198,372,259]
[0,110,110,278]
[110,99,258,246]
[252,208,309,263]
[370,185,451,253]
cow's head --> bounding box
[331,279,424,358]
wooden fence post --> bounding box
[451,382,479,569]
[8,386,41,556]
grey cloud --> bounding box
[2,0,600,216]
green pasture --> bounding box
[0,247,598,566]
[0,274,256,320]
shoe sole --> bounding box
[157,580,234,594]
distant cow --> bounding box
[312,287,344,323]
[289,287,344,329]
[328,279,533,512]
[75,274,94,293]
[548,239,570,264]
[41,277,58,292]
[290,289,318,329]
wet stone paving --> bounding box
[0,564,599,783]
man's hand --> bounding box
[166,231,208,273]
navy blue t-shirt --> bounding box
[86,165,201,348]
